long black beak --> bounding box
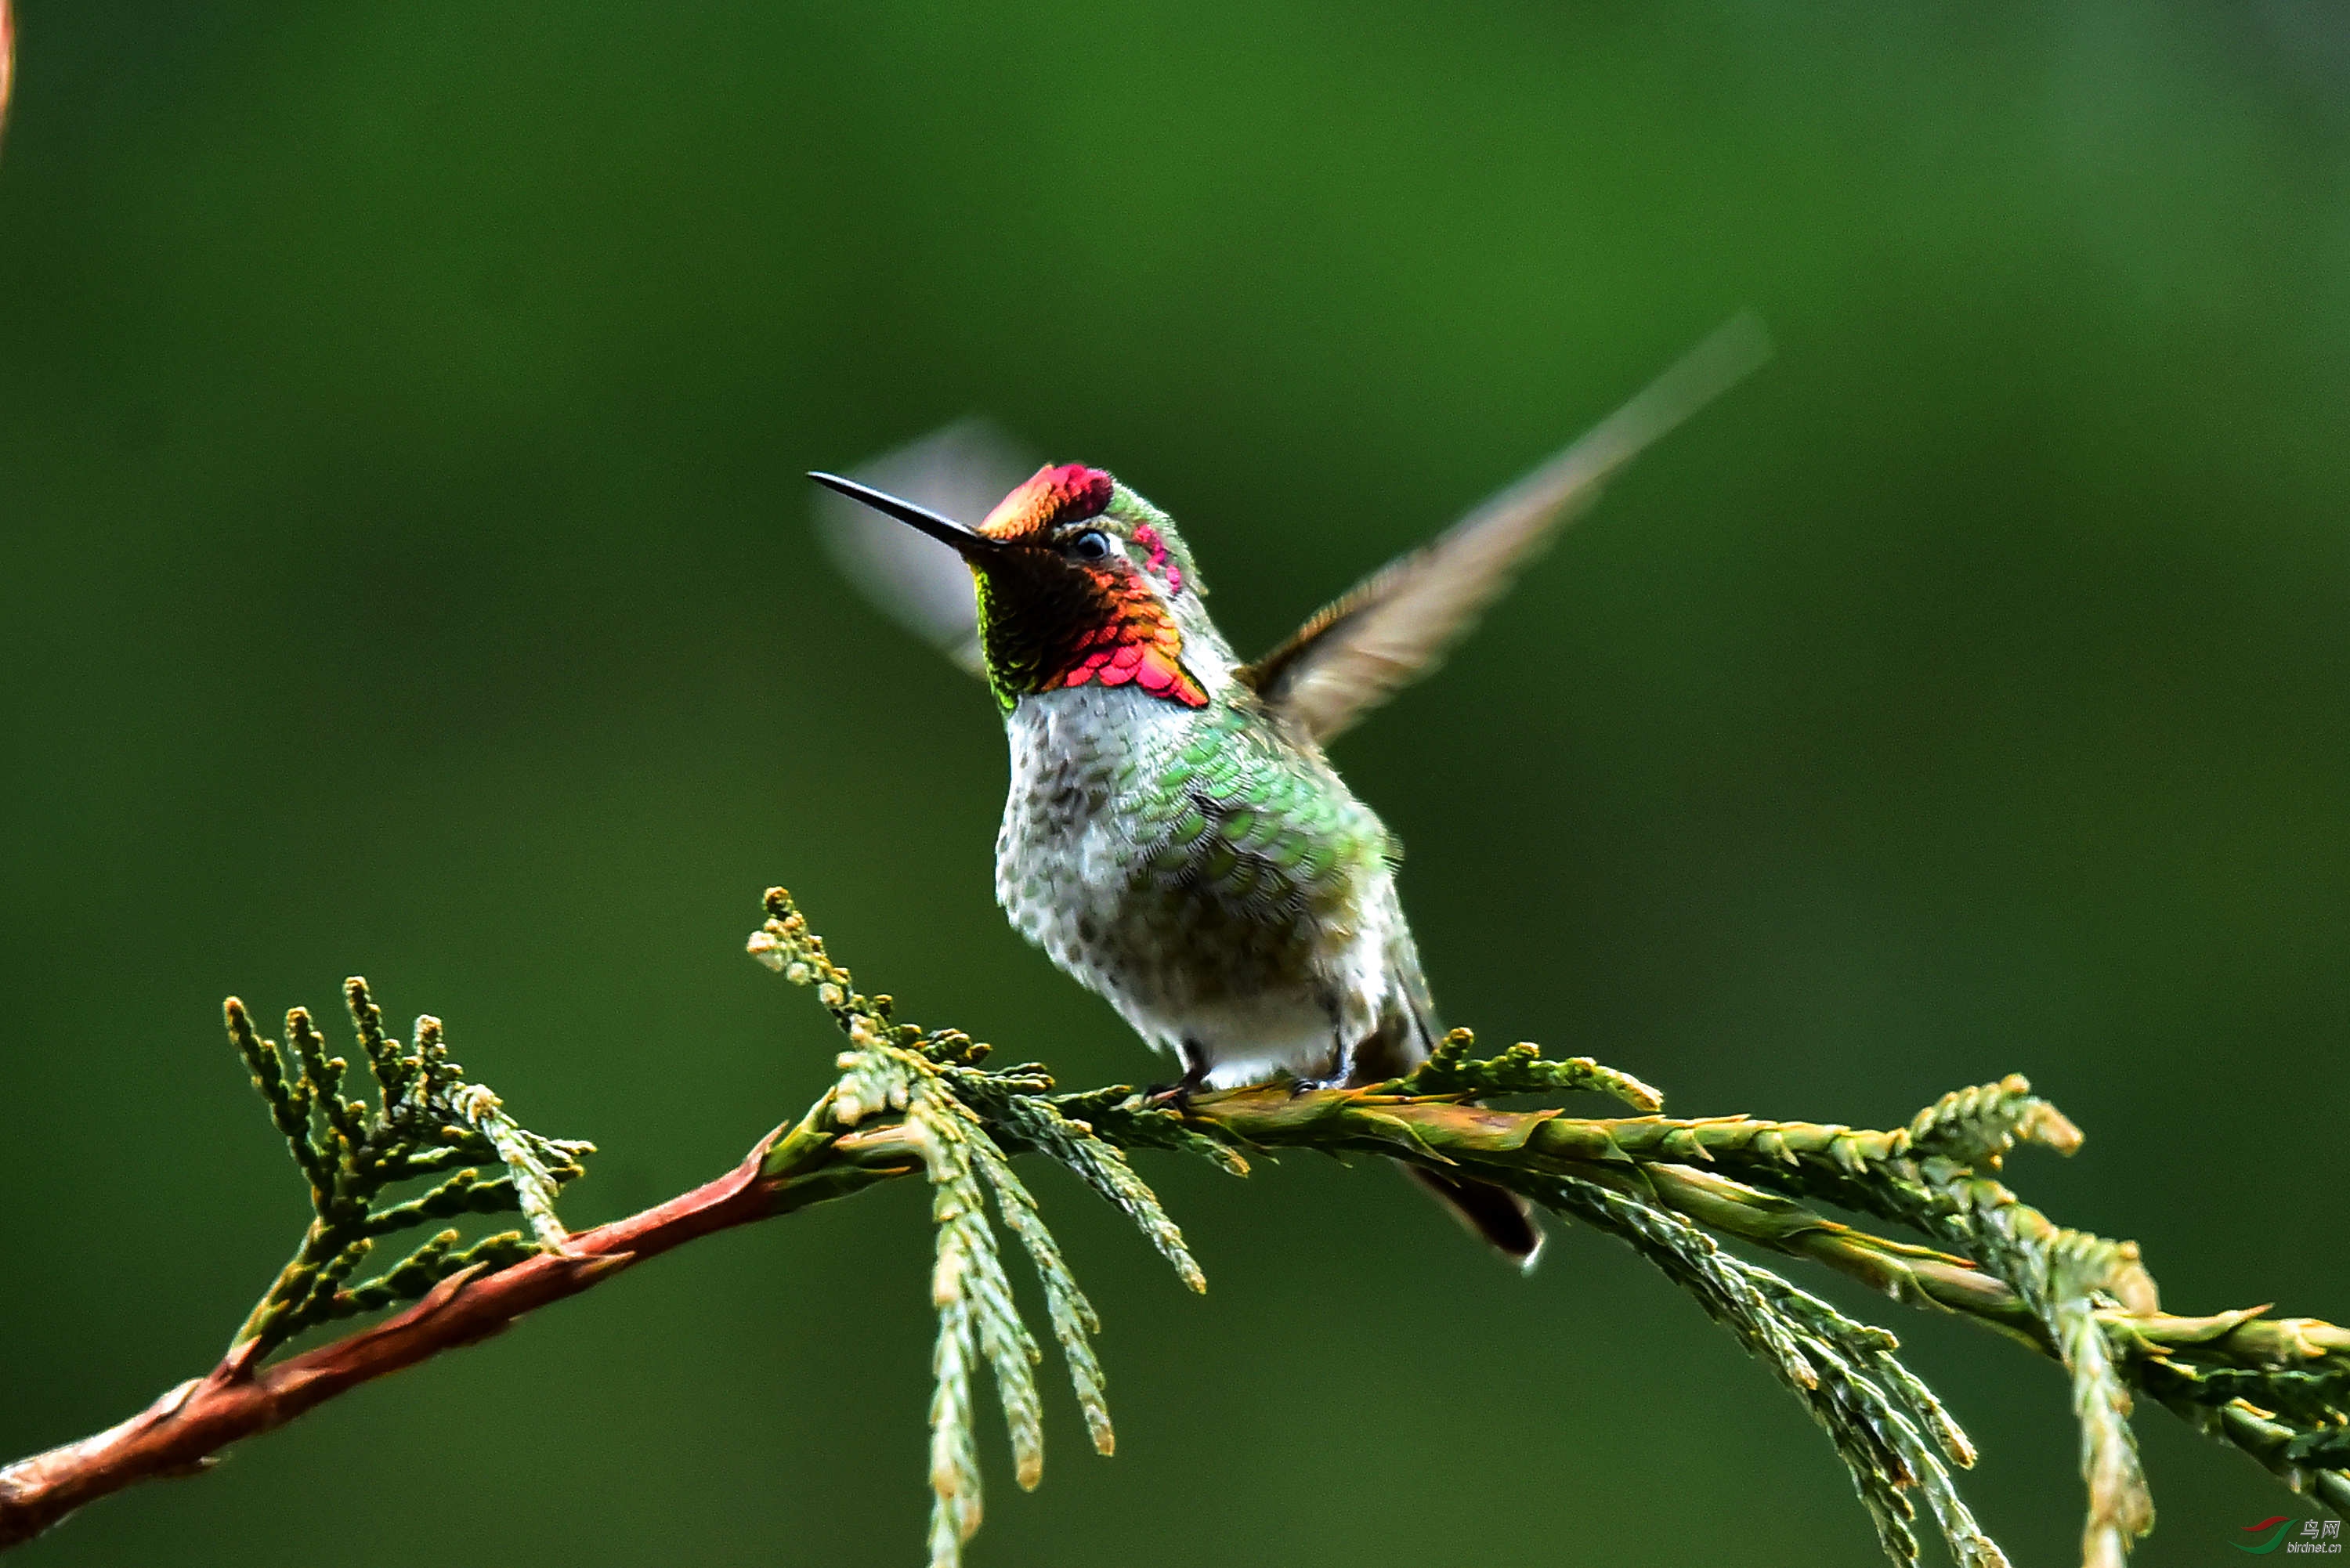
[808,471,1000,556]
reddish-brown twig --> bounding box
[0,1116,920,1548]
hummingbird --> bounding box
[811,316,1766,1263]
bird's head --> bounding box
[812,462,1224,713]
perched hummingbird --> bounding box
[812,316,1766,1263]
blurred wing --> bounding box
[812,417,1039,677]
[1244,313,1771,743]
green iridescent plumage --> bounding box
[1101,699,1400,1006]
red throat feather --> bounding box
[975,463,1207,708]
[1050,580,1206,706]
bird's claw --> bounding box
[1145,1046,1214,1111]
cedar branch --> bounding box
[4,889,2345,1564]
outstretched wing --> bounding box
[811,418,1039,676]
[1243,313,1771,744]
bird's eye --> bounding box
[1068,530,1114,562]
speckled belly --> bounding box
[994,686,1409,1082]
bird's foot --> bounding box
[1143,1042,1217,1110]
[1286,1069,1347,1098]
[1143,1057,1213,1111]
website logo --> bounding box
[2236,1516,2343,1555]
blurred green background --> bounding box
[4,2,2348,1564]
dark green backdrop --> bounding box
[5,2,2347,1564]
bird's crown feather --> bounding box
[978,464,1115,540]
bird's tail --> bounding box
[1358,950,1545,1267]
[1405,1165,1546,1268]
